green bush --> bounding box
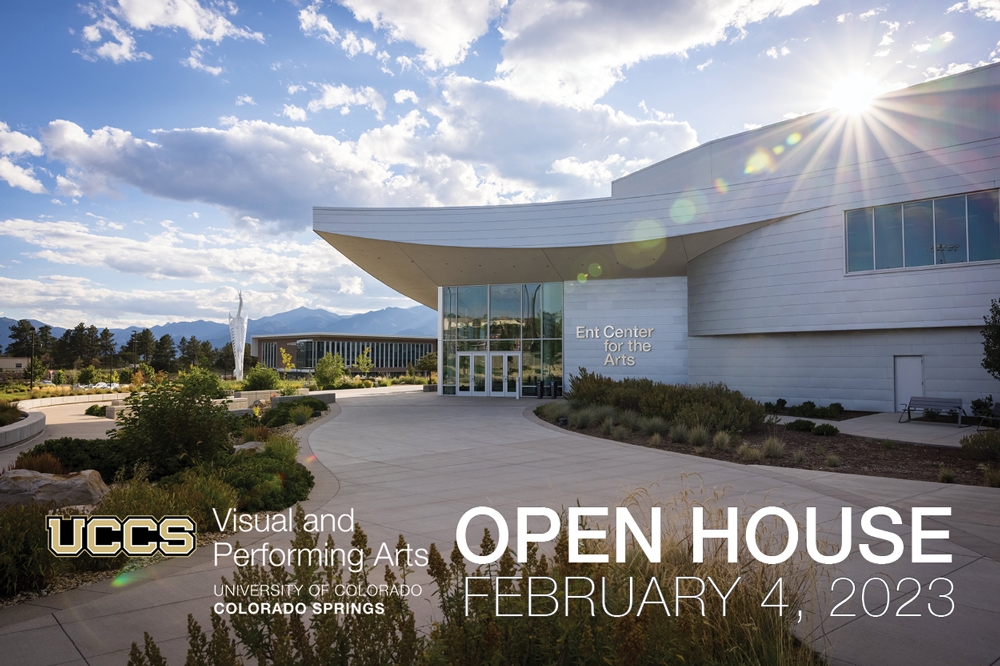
[25,437,127,484]
[77,365,100,385]
[289,404,313,425]
[260,397,329,428]
[264,435,299,462]
[669,422,689,443]
[112,377,235,480]
[0,400,21,427]
[784,419,816,432]
[811,423,840,436]
[84,403,107,417]
[159,469,240,533]
[566,369,765,435]
[0,502,60,595]
[242,364,281,391]
[960,430,1000,461]
[639,415,670,436]
[712,431,732,450]
[314,352,345,390]
[217,450,314,512]
[178,366,226,399]
[763,437,786,458]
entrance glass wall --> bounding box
[441,282,563,397]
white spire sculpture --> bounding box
[229,291,248,381]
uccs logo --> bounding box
[47,515,197,557]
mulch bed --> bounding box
[537,413,995,488]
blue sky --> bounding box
[1,0,998,329]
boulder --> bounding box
[235,441,266,453]
[0,469,110,509]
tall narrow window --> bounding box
[846,209,874,272]
[874,204,903,269]
[934,195,967,265]
[903,201,933,267]
[968,190,1000,262]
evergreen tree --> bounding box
[4,319,35,357]
[36,325,55,356]
[152,334,178,372]
[98,328,116,370]
[983,297,1000,382]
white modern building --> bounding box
[314,63,1000,411]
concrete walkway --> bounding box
[1,391,998,665]
[775,411,983,448]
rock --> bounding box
[235,441,266,453]
[0,470,110,509]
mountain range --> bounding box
[0,305,437,352]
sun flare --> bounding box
[826,74,881,114]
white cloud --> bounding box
[946,1,1000,21]
[837,13,851,22]
[35,75,697,228]
[340,0,505,69]
[74,17,151,63]
[281,104,308,122]
[377,50,394,75]
[288,84,306,94]
[218,115,239,126]
[494,0,819,107]
[299,1,340,44]
[766,47,778,58]
[393,89,419,104]
[396,55,415,72]
[341,31,376,57]
[307,84,387,119]
[859,7,885,20]
[780,46,790,56]
[0,219,412,325]
[236,95,256,106]
[744,122,762,130]
[924,61,992,79]
[51,199,66,206]
[696,58,713,71]
[0,122,44,156]
[548,154,653,188]
[189,212,200,218]
[0,159,47,194]
[182,44,223,75]
[874,49,890,57]
[106,0,264,43]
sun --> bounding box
[825,74,881,114]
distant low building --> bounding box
[250,333,436,375]
[0,357,29,372]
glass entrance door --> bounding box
[489,353,520,398]
[458,353,487,396]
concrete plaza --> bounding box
[1,388,998,665]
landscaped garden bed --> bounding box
[534,370,1000,489]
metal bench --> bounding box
[899,396,970,427]
[977,404,1000,431]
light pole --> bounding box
[29,325,36,391]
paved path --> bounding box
[1,391,998,665]
[775,412,979,448]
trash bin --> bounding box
[536,380,543,398]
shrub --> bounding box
[25,437,127,484]
[84,403,107,417]
[10,451,64,474]
[737,442,763,462]
[982,465,1000,488]
[160,469,240,533]
[825,454,841,467]
[539,401,572,420]
[816,443,825,455]
[938,465,955,483]
[592,404,616,424]
[242,364,281,391]
[601,417,614,436]
[217,450,315,512]
[362,380,374,388]
[178,366,226,399]
[611,424,630,441]
[693,445,707,456]
[616,410,642,430]
[264,435,299,462]
[289,404,313,426]
[0,400,22,427]
[784,419,816,432]
[0,502,60,595]
[53,370,67,385]
[763,437,786,458]
[960,430,1000,461]
[261,397,329,428]
[565,370,765,435]
[971,395,994,417]
[669,422,690,443]
[712,431,732,451]
[567,406,599,429]
[776,398,787,409]
[649,432,662,447]
[689,425,710,447]
[811,423,840,436]
[243,424,270,443]
[77,365,100,385]
[881,439,895,450]
[639,415,670,436]
[826,402,845,417]
[793,450,806,464]
[314,352,345,390]
[112,378,234,480]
